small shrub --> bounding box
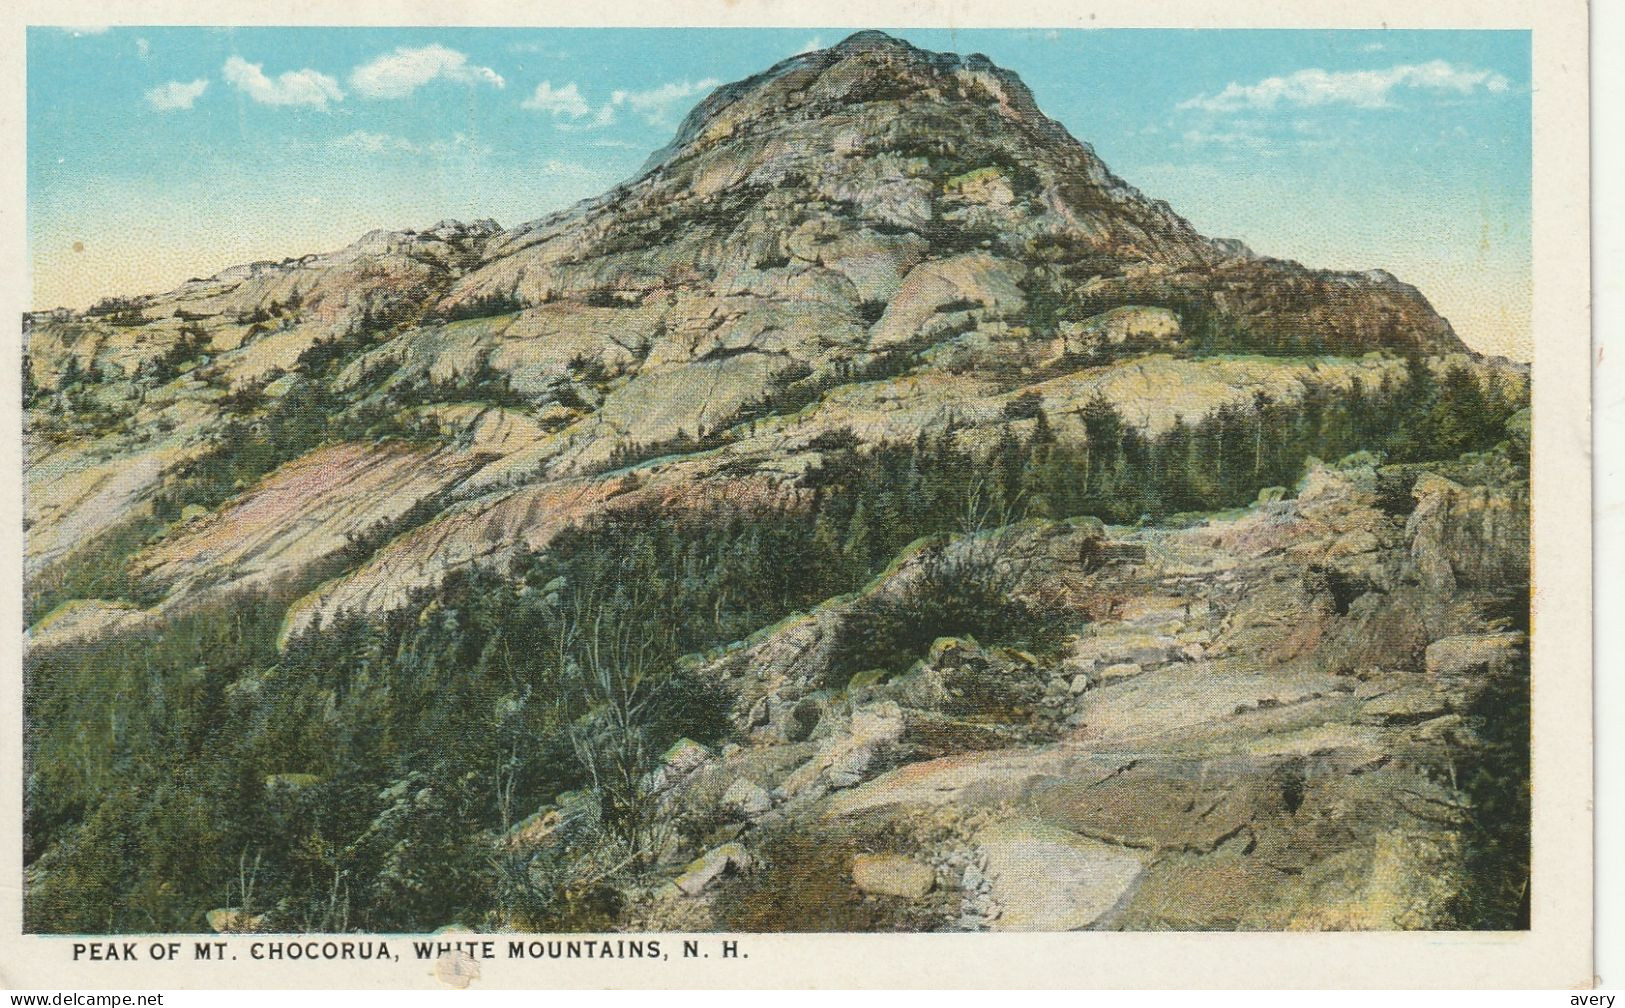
[829,538,1060,684]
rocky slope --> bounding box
[24,32,1472,630]
[22,32,1528,933]
[612,456,1528,931]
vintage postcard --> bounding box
[1,0,1593,990]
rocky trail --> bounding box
[590,459,1526,931]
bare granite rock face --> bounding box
[25,32,1473,615]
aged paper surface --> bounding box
[0,0,1592,989]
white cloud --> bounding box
[223,55,343,107]
[333,130,420,154]
[145,78,208,111]
[524,76,718,131]
[522,80,592,119]
[136,37,151,59]
[350,44,505,99]
[557,104,618,132]
[796,36,825,54]
[1179,60,1510,112]
[611,77,720,124]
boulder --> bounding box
[850,701,906,747]
[1096,662,1143,685]
[785,696,824,742]
[1424,633,1525,679]
[662,738,713,775]
[722,778,773,817]
[826,747,875,789]
[1407,474,1529,592]
[851,854,936,899]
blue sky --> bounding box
[27,27,1531,358]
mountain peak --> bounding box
[637,30,1052,178]
[829,29,914,54]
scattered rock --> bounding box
[675,842,750,897]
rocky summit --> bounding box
[22,33,1529,935]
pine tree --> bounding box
[1079,392,1122,499]
[809,507,846,598]
[843,500,874,579]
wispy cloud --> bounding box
[333,130,420,154]
[145,78,208,111]
[523,76,719,132]
[136,37,151,60]
[350,44,504,99]
[330,129,492,159]
[506,41,572,58]
[1178,120,1335,158]
[1179,60,1510,112]
[557,106,618,131]
[796,36,825,54]
[522,80,592,119]
[1181,128,1278,155]
[611,78,720,125]
[223,55,343,107]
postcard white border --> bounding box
[0,0,1592,990]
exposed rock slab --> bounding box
[977,819,1145,931]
